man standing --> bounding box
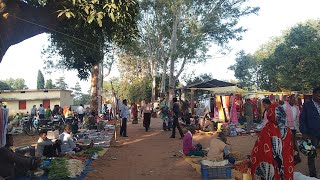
[30,105,37,118]
[170,97,184,139]
[120,99,129,137]
[300,87,320,177]
[38,104,45,119]
[244,99,253,132]
[45,106,53,119]
[77,104,84,123]
[283,95,301,163]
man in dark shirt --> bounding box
[38,104,45,119]
[300,87,320,177]
[0,134,40,179]
[170,97,184,139]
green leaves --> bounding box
[230,19,320,92]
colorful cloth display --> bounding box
[230,95,238,124]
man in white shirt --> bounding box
[59,125,79,153]
[120,99,129,137]
[282,95,301,163]
[77,104,84,123]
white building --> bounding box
[0,89,74,116]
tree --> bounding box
[185,73,213,86]
[45,79,55,89]
[71,82,82,99]
[37,70,45,89]
[4,78,28,90]
[0,81,11,90]
[229,20,320,92]
[164,0,259,103]
[228,51,258,90]
[1,0,139,113]
[75,94,91,106]
[0,0,139,62]
[55,77,68,90]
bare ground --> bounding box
[12,118,320,179]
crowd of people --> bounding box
[1,86,320,179]
[156,87,320,179]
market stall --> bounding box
[15,122,116,180]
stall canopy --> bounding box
[184,79,244,94]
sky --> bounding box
[0,0,320,93]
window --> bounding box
[43,100,50,108]
[19,100,26,110]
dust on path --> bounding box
[12,118,320,179]
[86,118,200,180]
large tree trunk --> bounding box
[160,58,167,94]
[168,8,180,105]
[152,74,156,102]
[90,64,99,113]
[0,0,58,62]
[150,58,157,102]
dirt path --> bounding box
[11,117,320,179]
[86,118,200,180]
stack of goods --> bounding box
[75,129,114,148]
[229,123,237,137]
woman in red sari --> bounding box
[251,99,294,180]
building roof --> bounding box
[184,79,235,89]
[0,89,73,93]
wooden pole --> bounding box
[191,89,195,115]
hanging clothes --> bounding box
[230,95,238,124]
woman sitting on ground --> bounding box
[207,133,235,164]
[183,126,204,157]
[59,125,81,154]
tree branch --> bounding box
[175,56,187,80]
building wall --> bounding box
[0,90,61,100]
[3,99,61,116]
[0,90,74,116]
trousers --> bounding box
[171,117,184,138]
[120,118,127,136]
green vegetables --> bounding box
[48,158,70,179]
[82,147,104,156]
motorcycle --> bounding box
[52,115,65,131]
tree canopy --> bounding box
[55,77,68,89]
[0,0,139,63]
[185,73,213,86]
[37,70,45,89]
[45,79,55,89]
[2,78,28,90]
[230,19,320,92]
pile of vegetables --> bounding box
[48,158,69,179]
[67,159,84,178]
[82,147,104,157]
[47,158,84,179]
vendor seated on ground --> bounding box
[36,130,61,157]
[183,125,204,157]
[59,125,81,154]
[207,133,235,164]
[0,134,40,179]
